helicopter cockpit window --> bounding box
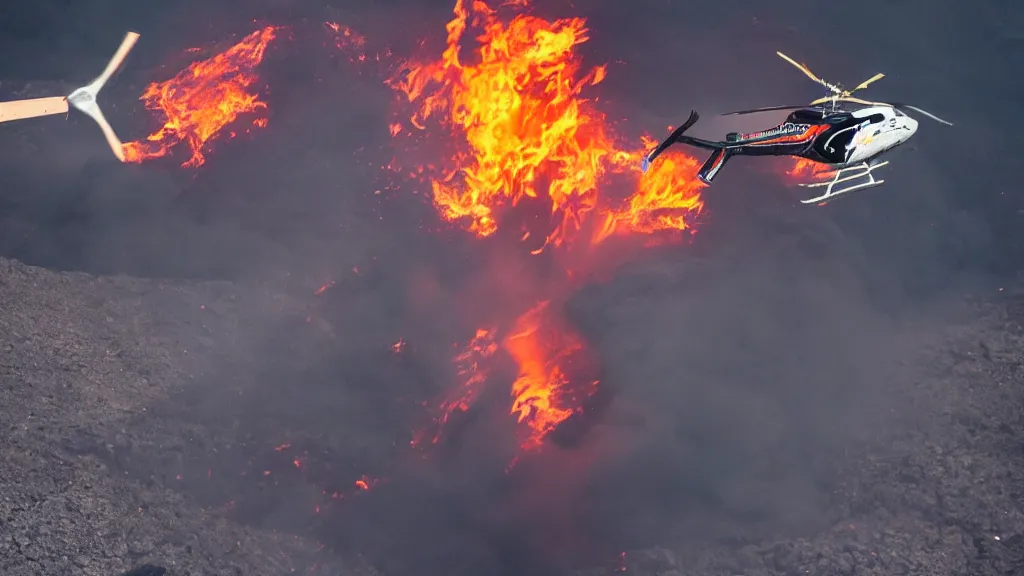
[787,109,826,124]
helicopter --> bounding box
[641,51,953,203]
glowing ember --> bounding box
[504,301,597,451]
[354,475,381,491]
[123,26,279,167]
[787,158,834,180]
[326,21,368,63]
[389,0,704,252]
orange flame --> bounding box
[504,301,597,451]
[389,0,703,252]
[787,158,834,181]
[594,136,705,243]
[354,475,381,491]
[123,26,279,167]
[412,328,498,447]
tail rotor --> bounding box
[0,31,139,161]
[641,110,700,172]
[67,31,140,161]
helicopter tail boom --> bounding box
[641,110,700,172]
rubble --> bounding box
[0,255,1020,575]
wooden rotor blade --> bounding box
[850,73,885,93]
[67,31,141,162]
[722,104,814,116]
[808,95,885,108]
[885,102,954,126]
[0,96,69,124]
[903,105,953,126]
[89,31,140,90]
[836,96,883,106]
[776,51,827,87]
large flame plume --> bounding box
[389,0,708,456]
[504,301,597,451]
[388,0,704,254]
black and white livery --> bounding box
[641,52,952,203]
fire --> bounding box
[354,475,381,491]
[504,301,597,451]
[389,0,703,252]
[787,158,834,180]
[389,0,704,457]
[594,137,705,243]
[415,308,596,453]
[123,26,279,167]
[412,328,498,447]
[449,328,499,413]
[326,21,368,64]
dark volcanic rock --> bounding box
[0,257,363,576]
[1,259,1023,576]
[572,294,1024,576]
[120,565,167,576]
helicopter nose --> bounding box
[904,116,919,136]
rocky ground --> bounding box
[597,297,1024,576]
[0,255,1022,576]
[0,258,373,576]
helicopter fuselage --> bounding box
[835,105,917,166]
[640,50,948,195]
[715,105,918,166]
[671,104,920,184]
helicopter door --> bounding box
[814,124,858,163]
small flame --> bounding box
[787,158,834,180]
[594,136,705,244]
[123,26,279,167]
[388,0,703,252]
[354,475,381,491]
[504,301,597,451]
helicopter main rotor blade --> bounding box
[721,104,816,116]
[885,102,954,125]
[850,73,885,93]
[776,52,828,88]
[807,95,882,107]
[805,96,955,125]
[835,96,883,106]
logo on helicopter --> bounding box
[740,122,811,141]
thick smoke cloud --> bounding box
[0,1,1020,575]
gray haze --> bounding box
[1,0,1022,575]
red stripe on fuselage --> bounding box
[744,124,828,147]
